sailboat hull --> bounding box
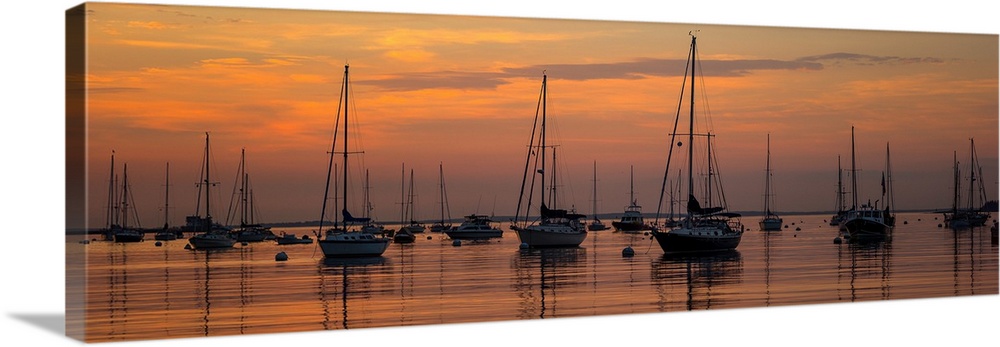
[319,238,390,257]
[842,218,889,238]
[652,228,742,253]
[513,225,586,247]
[188,233,235,249]
[611,221,651,233]
[758,217,782,231]
[114,230,145,243]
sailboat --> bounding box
[112,162,145,243]
[829,156,848,228]
[759,134,782,231]
[226,148,274,242]
[360,169,390,236]
[393,163,417,244]
[612,165,651,233]
[511,73,588,248]
[651,33,744,253]
[941,138,992,229]
[430,162,453,232]
[154,162,180,241]
[587,161,609,231]
[188,132,236,249]
[838,126,893,238]
[316,64,390,258]
[400,168,427,234]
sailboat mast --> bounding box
[164,162,170,229]
[106,150,116,229]
[837,155,844,212]
[686,35,696,216]
[439,162,445,224]
[400,163,406,224]
[592,161,598,216]
[629,165,635,205]
[341,65,350,227]
[850,126,858,210]
[967,138,976,211]
[764,134,771,214]
[240,148,247,227]
[121,163,129,228]
[204,132,212,226]
[706,132,713,207]
[540,73,548,211]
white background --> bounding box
[1,1,997,346]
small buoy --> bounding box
[903,221,908,225]
[519,242,529,249]
[91,238,98,242]
[427,236,433,240]
[275,251,288,261]
[784,225,789,228]
[241,241,249,246]
[184,244,193,250]
[938,224,943,228]
[795,227,801,231]
[677,141,683,147]
[917,219,921,221]
[643,231,650,236]
[792,222,796,226]
[154,241,163,247]
[452,240,461,247]
[834,237,843,244]
[622,246,635,257]
[79,240,90,244]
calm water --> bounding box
[70,212,998,342]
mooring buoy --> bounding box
[519,242,529,249]
[622,246,635,257]
[834,237,843,244]
[154,241,163,247]
[452,240,461,247]
[275,251,288,261]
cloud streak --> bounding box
[358,57,824,91]
[797,53,944,65]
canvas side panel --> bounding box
[65,3,87,342]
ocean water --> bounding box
[70,212,997,342]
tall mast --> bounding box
[203,132,213,229]
[540,73,548,211]
[850,126,858,210]
[121,163,129,228]
[341,64,350,227]
[592,161,598,216]
[686,34,696,218]
[706,132,713,207]
[400,162,406,224]
[106,150,116,229]
[240,148,247,227]
[438,162,444,225]
[408,169,416,223]
[629,165,635,206]
[836,155,844,212]
[967,138,976,211]
[764,134,771,214]
[164,162,170,229]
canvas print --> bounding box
[65,2,998,343]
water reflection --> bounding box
[318,257,389,329]
[650,250,744,311]
[837,235,893,302]
[511,247,588,319]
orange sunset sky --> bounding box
[77,2,998,228]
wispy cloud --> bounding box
[797,53,944,65]
[358,57,823,91]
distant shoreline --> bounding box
[67,208,963,234]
